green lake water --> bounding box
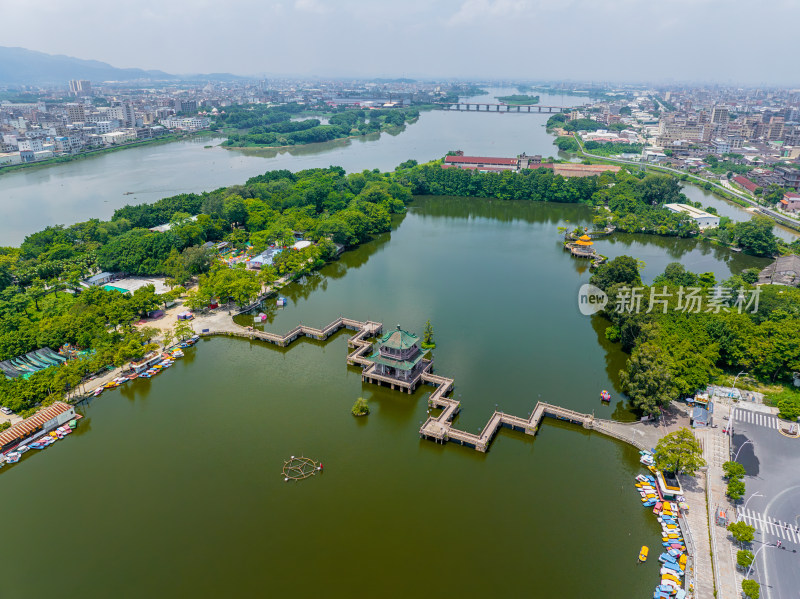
[0,197,768,598]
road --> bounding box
[731,405,800,599]
[571,134,800,233]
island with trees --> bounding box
[216,103,421,148]
[496,94,540,105]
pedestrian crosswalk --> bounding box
[731,408,780,430]
[739,508,800,544]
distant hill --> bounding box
[0,46,177,85]
[0,47,249,86]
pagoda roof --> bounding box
[369,349,427,371]
[574,238,593,246]
[578,234,592,241]
[379,326,419,350]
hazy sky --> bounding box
[3,0,800,84]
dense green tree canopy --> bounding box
[654,428,706,475]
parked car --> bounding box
[1,407,13,415]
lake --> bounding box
[0,196,766,598]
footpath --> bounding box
[689,396,778,599]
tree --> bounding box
[173,320,194,342]
[728,521,755,545]
[422,320,435,349]
[742,579,760,599]
[723,461,746,479]
[589,255,642,292]
[727,477,745,500]
[619,342,677,416]
[737,549,754,569]
[653,427,706,475]
[777,399,800,421]
[161,329,174,349]
[734,216,778,257]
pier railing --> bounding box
[201,315,652,456]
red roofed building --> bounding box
[0,401,76,452]
[443,155,519,170]
[732,175,759,194]
[778,192,800,213]
[552,164,621,178]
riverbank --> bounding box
[561,132,800,235]
[0,130,217,176]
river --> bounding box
[0,196,767,598]
[0,89,585,246]
[1,88,793,246]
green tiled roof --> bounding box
[380,326,419,350]
[369,349,426,371]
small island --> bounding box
[351,397,369,417]
[496,94,540,105]
[217,104,420,148]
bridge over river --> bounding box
[436,102,581,113]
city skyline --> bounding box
[2,0,800,85]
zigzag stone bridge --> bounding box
[199,316,655,454]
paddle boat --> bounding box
[93,387,104,397]
[5,451,21,463]
[600,390,611,402]
[638,546,649,563]
[17,444,30,453]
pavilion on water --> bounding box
[369,325,428,383]
[571,234,595,257]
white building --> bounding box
[100,130,137,145]
[160,117,210,131]
[0,152,21,165]
[664,203,720,229]
[18,138,44,152]
[95,120,118,134]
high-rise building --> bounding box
[766,116,785,141]
[66,103,85,123]
[711,106,729,126]
[68,80,92,97]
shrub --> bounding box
[351,397,369,417]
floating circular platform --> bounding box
[282,456,320,481]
